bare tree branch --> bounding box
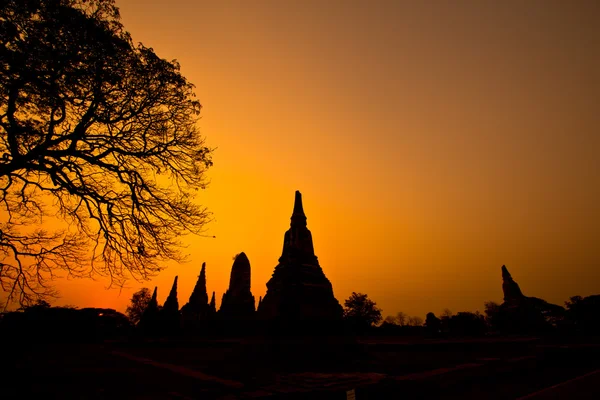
[0,0,213,308]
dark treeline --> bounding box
[0,301,131,342]
[2,291,599,343]
[2,265,598,341]
[344,292,600,338]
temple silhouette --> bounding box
[257,191,343,329]
[138,190,342,334]
[498,265,564,333]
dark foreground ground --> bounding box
[5,335,600,399]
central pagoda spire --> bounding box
[280,190,315,262]
[258,190,343,329]
[291,190,307,227]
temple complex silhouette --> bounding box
[498,265,564,333]
[138,191,342,334]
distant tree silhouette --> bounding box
[565,295,600,335]
[1,304,130,342]
[440,309,453,333]
[447,312,486,336]
[343,292,382,332]
[126,288,152,325]
[383,315,397,325]
[395,311,408,326]
[18,299,51,311]
[407,316,424,327]
[0,0,213,307]
[424,312,441,335]
[484,301,502,331]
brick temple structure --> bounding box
[257,191,343,328]
[219,252,256,320]
[181,262,214,328]
[499,265,564,333]
[501,265,525,306]
[139,191,343,335]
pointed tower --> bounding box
[209,291,217,314]
[257,191,343,327]
[149,286,158,309]
[159,276,181,332]
[138,286,160,333]
[219,252,256,319]
[181,263,210,321]
[163,276,180,313]
[141,286,159,319]
[502,265,525,304]
[257,296,262,310]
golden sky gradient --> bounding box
[29,1,600,318]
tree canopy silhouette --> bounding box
[0,0,213,307]
[126,287,152,325]
[343,292,382,331]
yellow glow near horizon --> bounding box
[3,1,599,319]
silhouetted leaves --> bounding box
[343,292,382,332]
[125,287,151,325]
[564,295,600,335]
[0,0,213,307]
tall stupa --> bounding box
[257,191,343,325]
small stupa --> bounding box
[138,286,160,331]
[181,262,210,321]
[209,291,217,314]
[160,276,181,331]
[219,252,256,319]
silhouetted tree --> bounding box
[1,304,130,342]
[18,299,51,311]
[343,292,382,332]
[448,312,487,336]
[424,312,441,335]
[379,315,398,333]
[126,288,152,325]
[484,301,502,331]
[440,308,453,333]
[565,295,600,335]
[407,316,424,327]
[0,0,213,307]
[395,311,408,326]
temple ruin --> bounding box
[138,190,342,335]
[181,262,211,324]
[219,252,256,320]
[499,265,564,333]
[257,191,343,326]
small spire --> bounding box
[293,190,304,215]
[209,291,216,313]
[291,190,307,227]
[139,286,159,328]
[501,265,524,302]
[187,262,208,306]
[163,276,179,312]
[502,265,511,279]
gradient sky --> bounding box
[26,0,600,318]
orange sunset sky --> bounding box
[10,1,600,318]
